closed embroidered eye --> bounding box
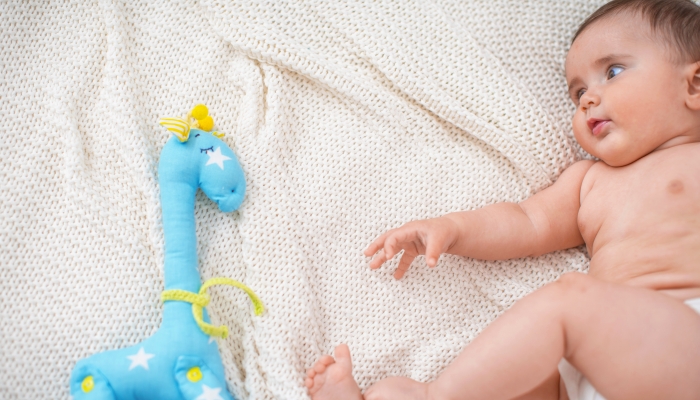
[200,146,214,153]
[607,65,623,80]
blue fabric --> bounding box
[70,129,246,400]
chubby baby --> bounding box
[305,0,700,399]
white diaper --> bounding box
[558,297,700,400]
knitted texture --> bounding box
[1,1,609,398]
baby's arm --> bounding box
[366,160,595,279]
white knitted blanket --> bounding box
[1,1,605,398]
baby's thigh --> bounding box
[557,274,700,399]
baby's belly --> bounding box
[589,234,700,300]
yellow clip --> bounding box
[161,277,264,339]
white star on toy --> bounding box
[205,147,231,170]
[127,347,155,371]
[196,385,224,400]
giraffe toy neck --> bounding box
[158,129,247,325]
[70,112,251,400]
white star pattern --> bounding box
[205,147,231,170]
[196,384,224,400]
[127,347,155,371]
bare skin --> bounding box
[306,10,700,400]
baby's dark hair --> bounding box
[573,0,700,63]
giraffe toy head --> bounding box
[159,129,246,213]
[158,107,246,213]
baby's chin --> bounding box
[576,134,645,167]
[598,157,634,168]
[593,147,652,167]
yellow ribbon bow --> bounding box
[161,277,264,339]
[159,104,225,142]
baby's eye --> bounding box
[606,65,623,80]
[576,88,586,101]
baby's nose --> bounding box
[580,92,600,109]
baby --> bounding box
[305,0,700,399]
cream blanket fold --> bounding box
[0,1,605,399]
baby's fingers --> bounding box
[382,228,420,259]
[364,231,391,257]
[424,236,445,268]
[369,249,390,270]
[393,254,416,280]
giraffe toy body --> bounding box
[70,107,254,400]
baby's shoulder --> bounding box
[655,142,700,162]
[634,142,700,173]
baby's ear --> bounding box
[686,61,700,110]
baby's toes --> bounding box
[305,377,314,389]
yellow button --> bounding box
[81,375,94,393]
[187,366,203,382]
[192,104,209,121]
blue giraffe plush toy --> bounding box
[70,105,263,400]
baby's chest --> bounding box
[578,162,700,243]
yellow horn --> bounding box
[198,116,214,132]
[191,104,209,121]
[159,117,191,142]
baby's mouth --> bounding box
[587,119,610,136]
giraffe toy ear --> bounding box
[159,117,191,142]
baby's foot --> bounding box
[305,344,363,400]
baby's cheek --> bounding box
[572,120,593,151]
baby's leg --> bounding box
[428,272,700,399]
[306,272,700,399]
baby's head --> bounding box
[565,0,700,166]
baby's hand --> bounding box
[364,216,460,279]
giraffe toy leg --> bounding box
[70,307,234,399]
[175,356,234,400]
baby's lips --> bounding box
[593,121,611,136]
[587,118,611,136]
[586,118,603,131]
